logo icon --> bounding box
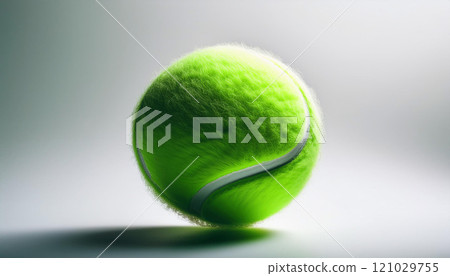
[126,107,172,154]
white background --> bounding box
[0,0,449,257]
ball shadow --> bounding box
[0,226,278,257]
[72,226,275,249]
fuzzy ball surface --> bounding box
[132,45,321,226]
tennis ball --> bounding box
[132,45,322,226]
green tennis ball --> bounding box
[132,45,322,226]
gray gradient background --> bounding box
[1,0,449,257]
